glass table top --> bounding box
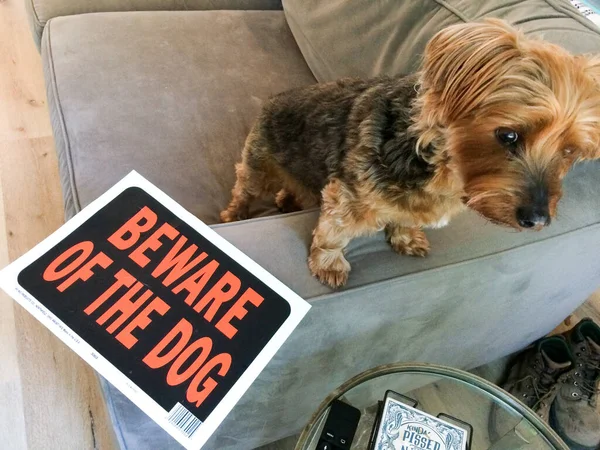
[294,363,568,450]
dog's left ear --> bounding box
[583,54,600,82]
[576,54,600,160]
[419,19,523,123]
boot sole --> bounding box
[549,402,598,450]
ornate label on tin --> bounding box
[374,396,468,450]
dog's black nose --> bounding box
[516,206,549,229]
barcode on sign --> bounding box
[167,403,202,438]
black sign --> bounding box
[18,187,291,421]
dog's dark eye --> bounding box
[496,128,519,147]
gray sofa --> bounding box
[28,0,600,448]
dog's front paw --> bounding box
[308,247,350,288]
[400,239,430,257]
[312,267,349,288]
[387,228,430,257]
[220,207,248,223]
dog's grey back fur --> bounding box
[247,74,435,196]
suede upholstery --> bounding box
[32,1,600,449]
[42,11,314,225]
[283,0,600,82]
[26,0,282,47]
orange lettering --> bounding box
[116,297,170,349]
[152,236,207,287]
[166,337,212,386]
[143,319,193,369]
[129,222,179,268]
[96,282,153,333]
[216,288,264,339]
[193,271,241,319]
[43,241,94,282]
[85,269,136,315]
[108,206,157,250]
[173,260,219,306]
[187,353,232,407]
[57,251,112,292]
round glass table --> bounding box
[294,363,568,450]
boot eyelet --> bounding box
[572,393,579,398]
[575,372,580,376]
[574,382,579,386]
[523,394,528,398]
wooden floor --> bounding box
[0,1,117,449]
[0,1,599,450]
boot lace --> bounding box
[516,370,559,412]
[574,344,600,406]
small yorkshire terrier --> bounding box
[221,19,600,288]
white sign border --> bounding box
[0,171,311,450]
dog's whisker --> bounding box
[466,191,502,207]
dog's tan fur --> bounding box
[221,20,600,288]
[413,20,600,228]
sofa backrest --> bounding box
[283,0,600,82]
[26,0,282,48]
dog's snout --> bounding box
[516,205,550,229]
[517,177,551,229]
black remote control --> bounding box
[316,400,361,450]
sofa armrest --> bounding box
[26,0,282,48]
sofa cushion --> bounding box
[26,0,283,48]
[43,10,315,225]
[282,0,600,82]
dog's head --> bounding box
[416,19,600,230]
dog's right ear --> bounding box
[419,19,522,123]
